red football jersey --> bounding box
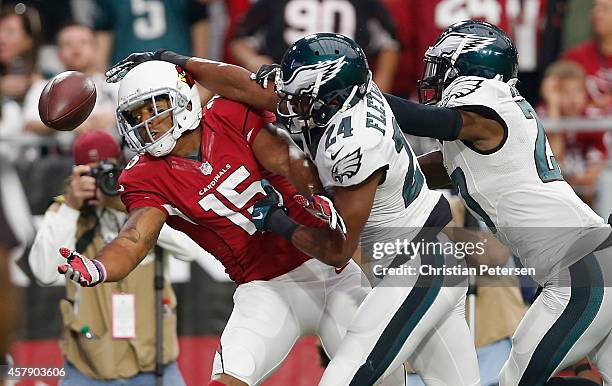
[119,98,322,284]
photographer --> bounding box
[29,130,203,385]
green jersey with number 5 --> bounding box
[94,0,206,65]
[440,76,607,282]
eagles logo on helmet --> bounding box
[417,20,518,105]
[277,33,372,134]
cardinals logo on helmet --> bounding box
[176,65,195,87]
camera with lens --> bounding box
[87,160,122,196]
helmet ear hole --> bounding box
[444,67,458,83]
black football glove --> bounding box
[252,180,286,231]
[105,50,190,83]
[250,63,281,89]
[252,180,298,240]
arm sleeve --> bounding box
[384,93,463,140]
[28,204,80,285]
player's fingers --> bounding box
[64,266,76,280]
[106,63,131,82]
[293,194,309,208]
[263,184,276,196]
[57,264,69,274]
[59,247,74,260]
[105,65,124,80]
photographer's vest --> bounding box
[59,210,179,380]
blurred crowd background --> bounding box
[0,0,611,385]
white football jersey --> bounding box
[305,82,442,246]
[440,76,609,282]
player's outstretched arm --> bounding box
[106,50,279,112]
[384,93,504,150]
[58,206,167,286]
[251,124,324,197]
[95,206,167,281]
[185,57,279,112]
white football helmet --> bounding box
[116,61,202,157]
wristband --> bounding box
[92,259,108,283]
[267,208,298,241]
[574,363,592,375]
[158,50,190,69]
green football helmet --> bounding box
[417,20,518,105]
[277,33,371,133]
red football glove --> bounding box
[57,248,107,287]
[295,194,347,238]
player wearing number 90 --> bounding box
[55,60,397,386]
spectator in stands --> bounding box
[539,60,608,205]
[230,0,400,92]
[563,0,612,112]
[22,23,118,137]
[0,2,41,102]
[29,130,205,385]
[93,0,209,69]
[14,0,77,77]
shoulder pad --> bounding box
[317,112,389,188]
[441,76,509,109]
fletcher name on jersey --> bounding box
[310,80,441,248]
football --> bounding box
[38,71,97,131]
